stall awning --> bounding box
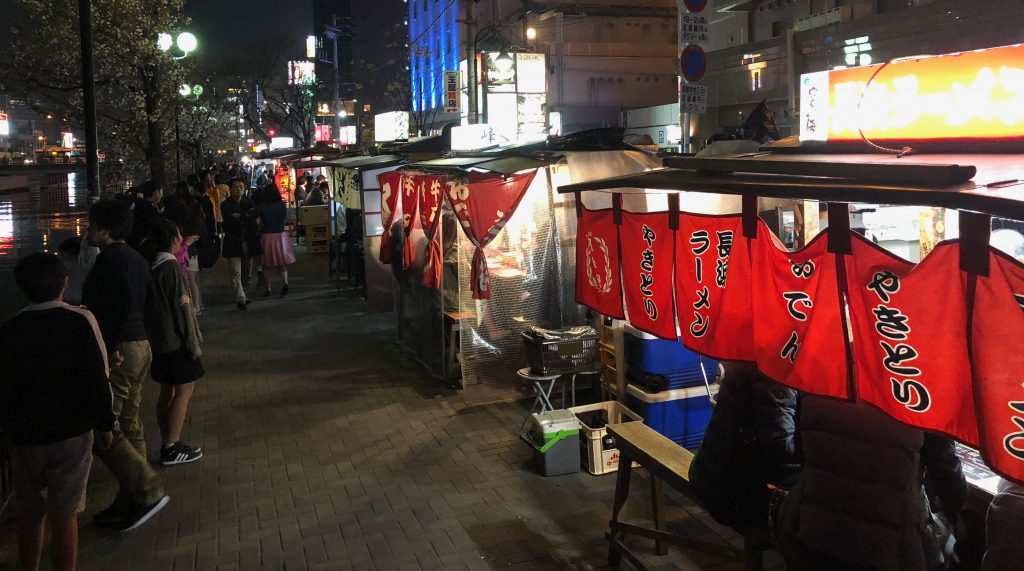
[559,154,1024,222]
[324,154,405,171]
[408,154,560,176]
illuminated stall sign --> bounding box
[374,111,409,143]
[800,43,1024,144]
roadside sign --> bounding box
[680,84,708,113]
[683,0,708,13]
[681,14,709,44]
[680,44,707,83]
[444,70,460,114]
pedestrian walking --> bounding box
[81,200,169,532]
[143,219,205,465]
[221,178,260,310]
[0,253,116,571]
[256,183,295,297]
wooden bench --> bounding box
[606,422,769,570]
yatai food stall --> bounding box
[558,42,1024,525]
[376,132,664,404]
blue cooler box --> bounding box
[624,325,720,391]
[625,382,719,450]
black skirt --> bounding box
[151,347,205,385]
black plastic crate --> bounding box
[522,326,600,375]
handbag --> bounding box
[197,234,222,269]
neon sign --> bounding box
[800,43,1024,144]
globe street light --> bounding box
[158,31,197,61]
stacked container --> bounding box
[622,324,722,450]
[623,324,720,392]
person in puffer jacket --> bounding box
[778,396,967,571]
[689,362,801,531]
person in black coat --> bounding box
[689,362,801,531]
[220,178,260,309]
[778,396,966,571]
[127,180,163,251]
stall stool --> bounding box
[516,367,562,440]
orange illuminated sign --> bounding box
[800,43,1024,144]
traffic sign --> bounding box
[680,84,708,113]
[680,14,709,44]
[683,0,708,13]
[680,44,707,83]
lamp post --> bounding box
[176,83,203,181]
[159,31,198,181]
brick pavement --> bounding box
[2,250,784,570]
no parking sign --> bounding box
[680,45,707,83]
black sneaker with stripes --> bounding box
[160,442,203,466]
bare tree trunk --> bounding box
[143,70,165,184]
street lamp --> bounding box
[161,30,199,180]
[158,31,197,60]
[176,83,202,181]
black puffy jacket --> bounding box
[689,363,801,530]
[778,396,967,571]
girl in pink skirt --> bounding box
[255,184,296,297]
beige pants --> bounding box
[227,256,252,302]
[93,340,164,506]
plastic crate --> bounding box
[625,383,719,450]
[569,401,642,475]
[522,328,600,375]
[624,325,720,390]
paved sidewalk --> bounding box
[3,250,779,570]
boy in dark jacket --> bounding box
[0,253,115,571]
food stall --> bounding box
[556,43,1024,539]
[378,134,662,404]
[321,154,406,309]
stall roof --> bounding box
[323,154,405,171]
[408,154,560,176]
[558,153,1024,221]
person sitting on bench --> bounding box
[689,362,801,531]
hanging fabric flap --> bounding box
[751,225,848,399]
[846,236,979,444]
[399,172,421,270]
[447,170,537,299]
[415,174,447,288]
[971,251,1024,486]
[576,206,625,319]
[377,171,404,264]
[620,210,677,339]
[676,212,755,362]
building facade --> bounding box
[699,0,1024,144]
[408,0,679,137]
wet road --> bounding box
[0,171,89,319]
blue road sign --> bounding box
[680,44,707,83]
[683,0,708,13]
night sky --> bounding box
[0,0,313,62]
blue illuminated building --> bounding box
[408,0,460,112]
